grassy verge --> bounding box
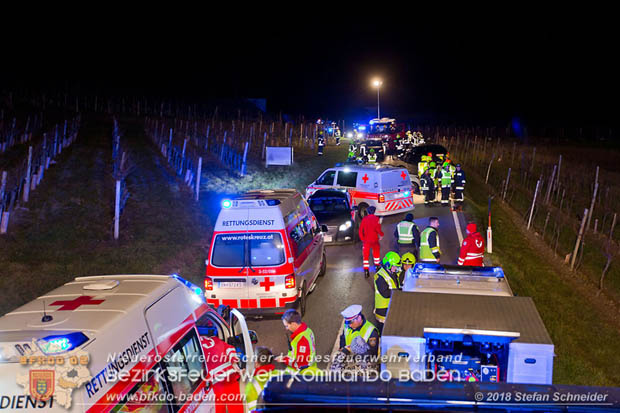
[464,170,620,386]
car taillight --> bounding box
[285,275,296,289]
[204,277,213,291]
[379,194,385,203]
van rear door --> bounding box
[380,169,414,212]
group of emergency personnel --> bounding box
[419,153,466,211]
[347,141,378,164]
[316,126,343,156]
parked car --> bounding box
[308,189,357,245]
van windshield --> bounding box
[212,233,285,267]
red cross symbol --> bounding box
[362,174,369,184]
[49,296,105,311]
[401,171,407,180]
[259,277,275,292]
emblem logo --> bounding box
[252,278,259,285]
[29,370,55,401]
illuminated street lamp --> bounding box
[372,78,383,119]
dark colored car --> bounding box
[361,139,385,162]
[307,189,357,245]
[403,144,448,169]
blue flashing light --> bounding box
[328,128,333,133]
[221,199,233,209]
[37,332,89,355]
[172,273,206,302]
[358,125,366,131]
[403,191,410,197]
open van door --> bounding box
[229,308,257,374]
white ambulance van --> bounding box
[0,274,256,413]
[204,189,326,316]
[305,164,417,217]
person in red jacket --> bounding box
[457,222,485,266]
[200,335,244,413]
[359,206,384,278]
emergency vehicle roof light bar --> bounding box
[413,263,505,279]
[36,332,90,355]
[171,273,204,302]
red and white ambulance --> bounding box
[204,189,326,316]
[306,164,418,217]
[0,274,256,413]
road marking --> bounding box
[327,320,345,370]
[452,208,464,245]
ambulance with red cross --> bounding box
[204,189,326,316]
[306,164,418,217]
[0,274,257,413]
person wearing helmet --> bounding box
[399,252,417,286]
[417,153,430,177]
[440,163,453,206]
[394,213,420,259]
[359,205,384,278]
[374,251,401,333]
[427,161,439,204]
[420,166,435,206]
[317,131,325,156]
[367,148,377,164]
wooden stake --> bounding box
[527,180,541,230]
[114,180,121,240]
[23,146,33,202]
[195,157,202,201]
[571,208,589,270]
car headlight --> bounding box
[339,221,352,231]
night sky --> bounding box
[2,15,617,126]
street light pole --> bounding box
[377,87,380,119]
[372,78,383,119]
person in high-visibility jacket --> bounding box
[245,347,279,412]
[420,168,435,206]
[317,132,325,156]
[427,162,439,202]
[419,217,441,263]
[339,304,379,356]
[367,148,377,164]
[275,309,318,373]
[200,335,244,413]
[417,153,431,177]
[440,163,453,206]
[399,252,416,286]
[458,222,485,266]
[394,213,420,259]
[374,251,402,334]
[453,163,466,211]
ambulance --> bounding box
[204,189,326,316]
[0,274,257,413]
[305,164,418,217]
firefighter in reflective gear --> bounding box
[347,148,357,162]
[394,213,420,258]
[349,142,357,153]
[453,163,466,211]
[367,148,377,164]
[448,159,457,178]
[359,206,384,278]
[200,335,244,413]
[427,162,439,202]
[440,164,453,206]
[357,144,367,163]
[335,126,341,145]
[245,347,279,412]
[418,153,431,177]
[419,217,441,263]
[405,130,414,144]
[317,131,325,155]
[339,304,379,356]
[420,168,435,206]
[399,252,416,286]
[275,309,318,373]
[458,222,485,266]
[374,251,401,333]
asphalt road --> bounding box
[247,160,469,368]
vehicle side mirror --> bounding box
[321,225,329,233]
[248,330,259,345]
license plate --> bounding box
[219,282,244,289]
[324,235,333,242]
